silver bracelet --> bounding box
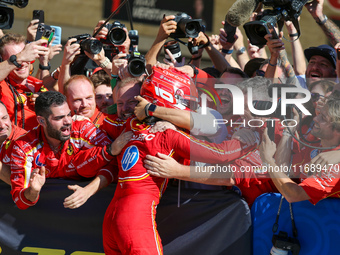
[99,57,110,69]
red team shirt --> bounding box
[10,120,117,210]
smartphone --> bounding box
[33,10,44,23]
[51,25,62,46]
[224,21,236,43]
[35,23,55,46]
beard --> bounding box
[46,120,71,142]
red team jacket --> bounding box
[10,119,117,209]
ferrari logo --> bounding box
[5,140,11,149]
[66,145,74,155]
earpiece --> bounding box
[39,119,45,125]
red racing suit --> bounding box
[0,77,47,130]
[292,143,340,205]
[10,119,117,210]
[102,117,259,255]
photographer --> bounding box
[0,33,49,130]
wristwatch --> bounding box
[9,55,22,68]
[148,104,157,116]
[236,47,246,55]
[39,62,51,70]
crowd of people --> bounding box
[1,0,340,253]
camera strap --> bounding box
[272,161,298,238]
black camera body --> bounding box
[69,33,103,55]
[0,4,14,29]
[271,231,300,255]
[0,0,28,8]
[170,13,202,39]
[252,84,299,119]
[101,21,126,46]
[243,0,310,47]
[0,0,28,29]
[126,51,145,77]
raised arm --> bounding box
[145,15,176,74]
[305,0,340,46]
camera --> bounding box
[170,13,203,39]
[252,84,299,119]
[243,0,311,47]
[0,0,28,8]
[164,40,182,63]
[0,4,13,29]
[0,0,28,29]
[126,51,145,77]
[69,33,103,55]
[270,231,300,255]
[101,21,126,46]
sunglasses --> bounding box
[311,92,325,102]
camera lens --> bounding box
[108,28,127,45]
[128,58,145,77]
[164,40,182,63]
[254,25,268,38]
[185,21,200,37]
[185,21,200,38]
[0,10,8,23]
[81,39,103,54]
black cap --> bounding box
[304,44,336,69]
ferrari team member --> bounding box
[10,91,131,210]
[0,101,26,185]
[64,75,107,127]
[0,33,49,130]
[102,67,259,254]
[260,93,340,204]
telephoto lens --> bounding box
[164,40,182,63]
